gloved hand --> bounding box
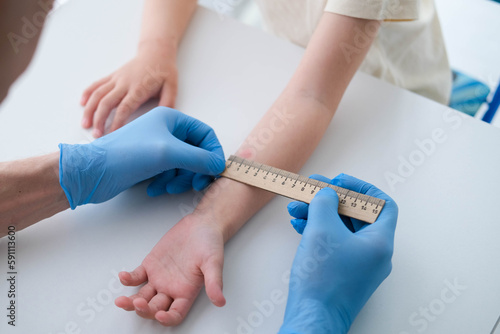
[59,107,225,209]
[279,174,398,334]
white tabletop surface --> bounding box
[1,1,500,333]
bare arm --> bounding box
[0,0,54,103]
[0,153,69,237]
[138,0,197,55]
[116,12,381,326]
[197,13,381,242]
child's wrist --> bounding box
[191,177,256,243]
[137,38,178,59]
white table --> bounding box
[1,1,500,333]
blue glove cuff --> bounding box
[279,299,350,334]
[59,143,106,209]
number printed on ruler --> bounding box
[220,155,385,223]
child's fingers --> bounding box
[159,80,177,108]
[201,256,226,307]
[115,296,135,311]
[109,89,151,132]
[81,75,111,106]
[115,282,156,313]
[92,87,127,138]
[81,82,114,129]
[118,266,147,286]
[155,297,194,327]
[148,292,173,315]
[132,284,156,303]
[133,297,156,319]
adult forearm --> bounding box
[194,13,380,242]
[138,0,197,56]
[0,153,69,237]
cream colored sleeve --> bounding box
[325,0,420,21]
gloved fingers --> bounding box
[330,173,376,196]
[304,187,350,240]
[306,174,365,233]
[308,173,334,184]
[192,173,214,191]
[332,173,398,236]
[170,140,225,175]
[350,218,367,233]
[339,215,356,233]
[169,110,225,173]
[287,201,309,219]
[291,218,307,234]
[166,170,196,194]
[147,169,177,197]
[173,112,222,151]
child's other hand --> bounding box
[80,45,178,138]
[114,213,226,326]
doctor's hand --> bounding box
[279,174,398,334]
[59,107,225,209]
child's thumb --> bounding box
[202,256,226,307]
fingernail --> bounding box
[92,129,102,138]
[81,118,89,128]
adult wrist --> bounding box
[279,299,351,334]
[59,143,107,209]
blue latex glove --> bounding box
[279,174,398,334]
[59,107,225,209]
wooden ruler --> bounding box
[220,155,385,223]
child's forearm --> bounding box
[195,95,335,242]
[193,13,380,242]
[138,0,198,56]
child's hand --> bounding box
[115,213,226,326]
[80,47,178,138]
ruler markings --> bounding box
[220,155,385,223]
